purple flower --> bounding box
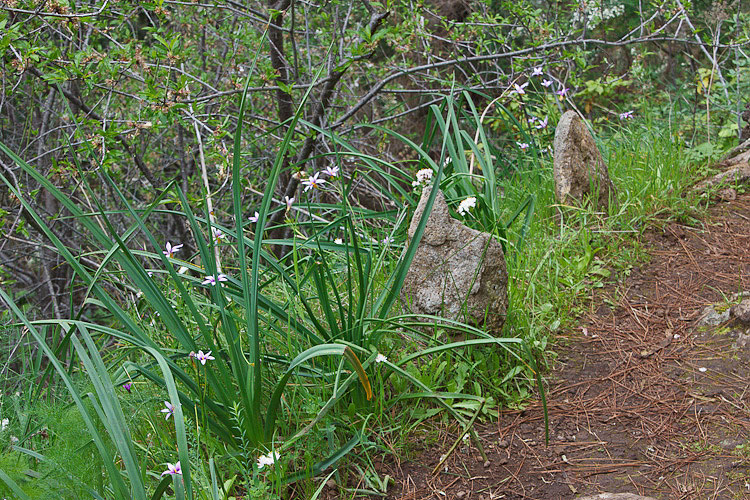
[301,172,326,192]
[323,165,339,177]
[160,401,175,420]
[517,142,530,150]
[284,196,294,212]
[161,462,182,476]
[194,350,215,365]
[212,228,225,242]
[123,382,132,393]
[201,274,228,286]
[531,66,543,76]
[249,211,259,223]
[556,87,569,99]
[619,110,634,120]
[536,116,548,129]
[541,79,553,88]
[163,242,183,259]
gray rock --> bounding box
[696,304,731,327]
[553,110,614,210]
[730,299,750,324]
[577,495,656,500]
[400,186,508,332]
[733,332,750,349]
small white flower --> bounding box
[517,142,530,150]
[323,165,340,177]
[541,79,553,88]
[512,82,529,95]
[334,238,343,245]
[201,274,228,286]
[457,197,477,216]
[194,350,215,365]
[161,461,182,476]
[375,353,387,363]
[163,242,183,259]
[257,450,280,469]
[301,172,326,192]
[698,367,707,372]
[284,196,294,212]
[415,168,433,186]
[292,170,306,180]
[161,401,175,420]
[531,66,543,76]
[382,236,393,245]
[535,116,548,129]
[10,435,18,444]
[1,418,8,431]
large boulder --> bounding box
[400,186,508,332]
[553,110,615,210]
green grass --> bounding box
[0,90,714,499]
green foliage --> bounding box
[2,0,748,497]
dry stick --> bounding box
[267,9,390,232]
[673,0,730,105]
[1,0,110,18]
[431,398,487,475]
[187,97,222,274]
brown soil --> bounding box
[381,193,750,500]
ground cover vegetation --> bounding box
[0,0,748,498]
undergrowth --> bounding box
[0,91,712,499]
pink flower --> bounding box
[123,382,132,393]
[535,116,548,129]
[161,462,182,476]
[556,87,569,97]
[517,142,530,150]
[249,211,259,223]
[163,242,183,258]
[194,350,215,365]
[323,165,339,177]
[201,274,228,286]
[541,79,553,88]
[301,172,326,192]
[160,401,175,420]
[619,110,634,120]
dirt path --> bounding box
[384,193,750,500]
